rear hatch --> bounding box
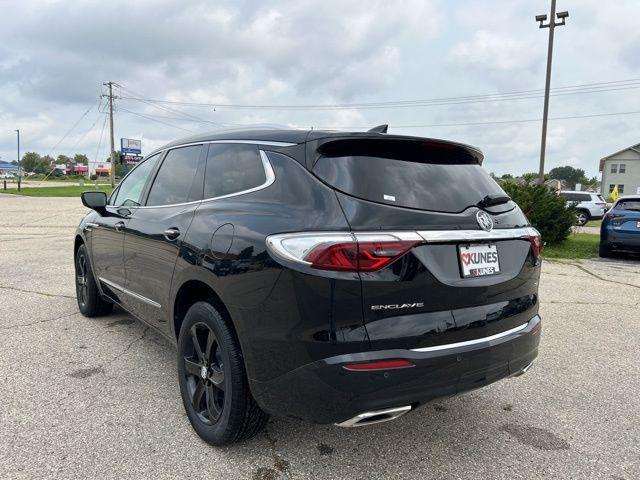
[310,136,541,351]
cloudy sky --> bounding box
[1,0,639,177]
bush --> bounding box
[502,182,575,244]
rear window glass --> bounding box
[313,143,506,213]
[616,200,640,211]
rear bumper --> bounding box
[602,228,640,249]
[249,315,541,424]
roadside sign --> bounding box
[123,154,143,166]
[121,138,142,155]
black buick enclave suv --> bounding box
[75,129,541,445]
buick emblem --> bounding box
[476,211,494,232]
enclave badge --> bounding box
[476,210,494,232]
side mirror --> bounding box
[81,191,107,212]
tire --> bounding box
[599,243,612,258]
[177,301,268,445]
[75,244,113,317]
[576,210,589,227]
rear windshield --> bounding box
[616,200,640,211]
[313,141,506,213]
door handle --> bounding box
[114,221,125,232]
[163,228,181,241]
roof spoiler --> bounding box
[367,124,388,134]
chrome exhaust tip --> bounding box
[335,405,412,428]
[514,361,534,377]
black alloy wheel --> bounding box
[76,252,89,309]
[75,244,113,317]
[183,323,226,425]
[177,301,268,445]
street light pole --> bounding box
[15,129,20,189]
[535,1,568,184]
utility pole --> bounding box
[103,81,116,188]
[535,1,568,184]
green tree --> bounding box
[73,153,89,164]
[20,152,42,172]
[502,183,575,244]
[56,154,71,164]
[548,166,588,189]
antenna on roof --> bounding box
[367,124,388,134]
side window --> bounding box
[146,145,204,206]
[611,164,618,174]
[578,193,591,202]
[619,163,626,174]
[204,144,267,199]
[111,154,160,207]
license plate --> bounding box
[459,244,500,278]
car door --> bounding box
[89,154,161,302]
[122,144,205,331]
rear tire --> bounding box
[177,301,268,445]
[599,243,612,258]
[75,244,113,317]
[576,210,589,226]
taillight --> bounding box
[304,240,422,272]
[528,231,542,258]
[266,232,424,272]
[606,213,624,219]
[343,359,415,371]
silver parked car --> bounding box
[559,191,607,226]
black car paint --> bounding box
[76,129,541,425]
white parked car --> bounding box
[559,191,607,226]
[0,172,16,179]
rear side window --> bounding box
[577,193,591,201]
[146,145,204,206]
[313,139,506,213]
[204,144,266,199]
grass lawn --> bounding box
[586,219,602,228]
[1,185,113,197]
[543,232,600,260]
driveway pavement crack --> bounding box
[0,284,75,299]
[0,310,80,329]
[107,326,150,365]
[572,263,640,290]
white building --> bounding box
[599,143,640,198]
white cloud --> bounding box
[1,0,639,178]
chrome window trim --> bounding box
[136,149,276,210]
[411,322,529,353]
[99,277,161,309]
[148,139,296,157]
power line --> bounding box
[93,113,108,166]
[116,77,640,111]
[70,99,105,151]
[117,106,640,130]
[45,99,99,157]
[314,109,640,130]
[118,107,195,133]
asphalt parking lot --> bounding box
[1,194,638,480]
